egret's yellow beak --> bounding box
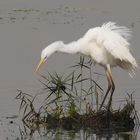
[35,58,46,73]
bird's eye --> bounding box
[45,56,47,59]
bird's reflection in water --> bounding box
[18,120,139,140]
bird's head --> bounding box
[35,41,63,73]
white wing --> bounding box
[103,39,138,77]
[104,40,131,61]
[102,22,137,65]
[101,22,138,76]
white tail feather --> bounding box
[102,22,132,40]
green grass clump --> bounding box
[15,56,139,132]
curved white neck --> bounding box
[59,38,87,55]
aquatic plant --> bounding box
[15,55,139,132]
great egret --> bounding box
[35,22,138,110]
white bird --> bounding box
[35,22,138,110]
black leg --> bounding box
[108,77,115,110]
[99,68,112,110]
[107,66,115,111]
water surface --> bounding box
[0,0,140,139]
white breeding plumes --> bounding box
[35,22,138,110]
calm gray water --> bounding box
[0,0,140,139]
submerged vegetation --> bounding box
[16,56,139,134]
